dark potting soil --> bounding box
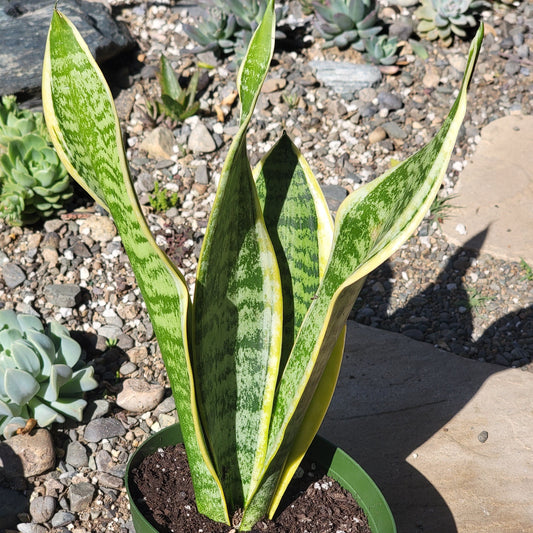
[131,443,371,533]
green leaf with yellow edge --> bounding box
[246,23,484,522]
[42,9,229,524]
[192,0,279,514]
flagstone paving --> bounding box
[442,114,533,265]
[321,320,533,533]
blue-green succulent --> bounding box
[0,310,98,439]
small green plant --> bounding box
[152,55,200,122]
[282,92,300,109]
[461,287,493,310]
[428,192,460,226]
[106,337,118,348]
[0,310,98,439]
[520,258,533,281]
[415,0,489,47]
[313,0,382,50]
[364,34,399,66]
[44,5,482,529]
[0,96,72,226]
[149,180,179,212]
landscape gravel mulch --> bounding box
[1,1,532,532]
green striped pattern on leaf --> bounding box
[42,10,228,524]
[192,0,279,514]
[248,23,484,521]
[254,132,333,372]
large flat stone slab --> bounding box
[441,114,533,264]
[320,321,533,533]
[0,0,134,97]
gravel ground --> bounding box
[1,1,532,532]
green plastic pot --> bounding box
[125,423,396,533]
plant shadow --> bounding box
[320,229,531,532]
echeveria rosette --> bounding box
[0,310,98,439]
[43,2,483,529]
[0,95,48,148]
[416,0,489,47]
[313,0,382,51]
[0,134,72,226]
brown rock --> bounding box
[368,126,387,144]
[116,378,165,413]
[0,429,55,478]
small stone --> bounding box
[119,361,137,375]
[382,122,408,140]
[2,262,26,288]
[377,92,403,111]
[96,472,123,489]
[139,126,175,159]
[84,417,126,442]
[44,284,82,308]
[188,123,216,153]
[154,396,177,416]
[478,430,489,443]
[448,54,467,73]
[368,126,387,144]
[29,496,56,524]
[127,346,148,364]
[85,399,111,421]
[65,441,88,468]
[69,240,92,258]
[158,413,177,429]
[504,61,521,77]
[388,16,414,41]
[423,65,440,88]
[194,161,209,184]
[321,184,348,213]
[78,215,117,243]
[1,429,55,478]
[17,524,48,533]
[69,482,95,512]
[262,77,286,93]
[51,510,75,528]
[116,378,165,413]
[41,248,59,267]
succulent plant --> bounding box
[0,134,72,226]
[364,34,399,65]
[183,0,288,59]
[153,55,200,122]
[415,0,489,47]
[313,0,382,50]
[0,95,48,147]
[0,310,98,439]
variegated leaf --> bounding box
[192,0,279,513]
[42,10,229,524]
[248,23,484,521]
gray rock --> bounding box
[0,488,28,529]
[119,361,137,375]
[84,417,126,442]
[84,399,110,421]
[0,0,134,96]
[359,102,378,118]
[29,496,56,524]
[195,161,210,184]
[2,262,26,288]
[116,378,165,414]
[68,482,95,512]
[51,510,75,528]
[382,121,408,140]
[188,123,217,153]
[44,283,81,307]
[1,429,55,478]
[16,523,48,533]
[388,16,414,41]
[96,472,123,489]
[321,184,348,213]
[377,92,403,111]
[139,126,175,159]
[98,325,123,339]
[65,441,88,468]
[310,61,382,98]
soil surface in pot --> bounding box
[131,443,372,532]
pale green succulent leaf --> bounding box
[0,309,22,332]
[17,314,44,333]
[43,9,228,523]
[2,417,26,439]
[30,400,65,427]
[11,340,41,377]
[60,366,98,395]
[5,368,39,405]
[50,398,86,422]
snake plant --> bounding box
[43,4,483,529]
[0,310,98,439]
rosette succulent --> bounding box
[0,134,72,226]
[0,310,98,439]
[313,0,382,50]
[364,34,399,65]
[0,95,48,146]
[415,0,489,47]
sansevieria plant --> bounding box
[42,2,483,530]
